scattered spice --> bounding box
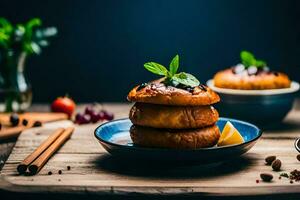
[67,166,71,170]
[48,171,52,175]
[256,179,259,183]
[58,179,61,181]
[289,169,300,182]
[280,173,289,178]
[58,170,62,174]
[22,119,28,126]
[279,176,281,179]
[290,180,293,184]
[10,113,19,126]
[265,156,276,165]
[260,173,273,182]
[271,159,281,171]
[297,154,300,162]
[33,121,42,127]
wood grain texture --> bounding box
[1,102,300,197]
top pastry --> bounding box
[127,55,220,106]
[128,78,220,106]
[213,51,291,90]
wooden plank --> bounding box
[1,103,300,197]
[0,112,68,125]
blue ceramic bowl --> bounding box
[207,80,300,125]
[94,118,262,164]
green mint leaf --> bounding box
[169,54,179,76]
[172,72,200,87]
[255,59,267,68]
[144,62,169,76]
[240,51,256,67]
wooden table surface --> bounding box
[1,102,300,199]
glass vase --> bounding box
[0,50,32,112]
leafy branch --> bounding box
[144,55,200,87]
[0,17,57,56]
[240,50,267,68]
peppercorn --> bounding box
[48,171,52,175]
[58,170,62,174]
[67,166,71,170]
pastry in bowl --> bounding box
[214,68,291,90]
[207,50,299,124]
[213,51,291,90]
[127,55,220,149]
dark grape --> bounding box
[84,106,94,115]
[104,112,114,121]
[82,114,91,123]
[75,113,84,122]
[98,111,105,121]
[75,113,90,124]
[76,106,114,125]
[90,111,101,123]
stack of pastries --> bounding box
[127,78,221,149]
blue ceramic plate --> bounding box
[94,118,262,164]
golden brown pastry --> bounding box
[128,79,220,106]
[130,124,220,149]
[129,103,219,129]
[214,68,291,90]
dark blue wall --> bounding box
[2,0,300,102]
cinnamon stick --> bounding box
[28,127,74,175]
[17,128,65,174]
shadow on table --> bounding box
[93,154,253,179]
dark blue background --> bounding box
[2,0,300,102]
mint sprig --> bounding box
[144,55,200,88]
[240,51,267,68]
